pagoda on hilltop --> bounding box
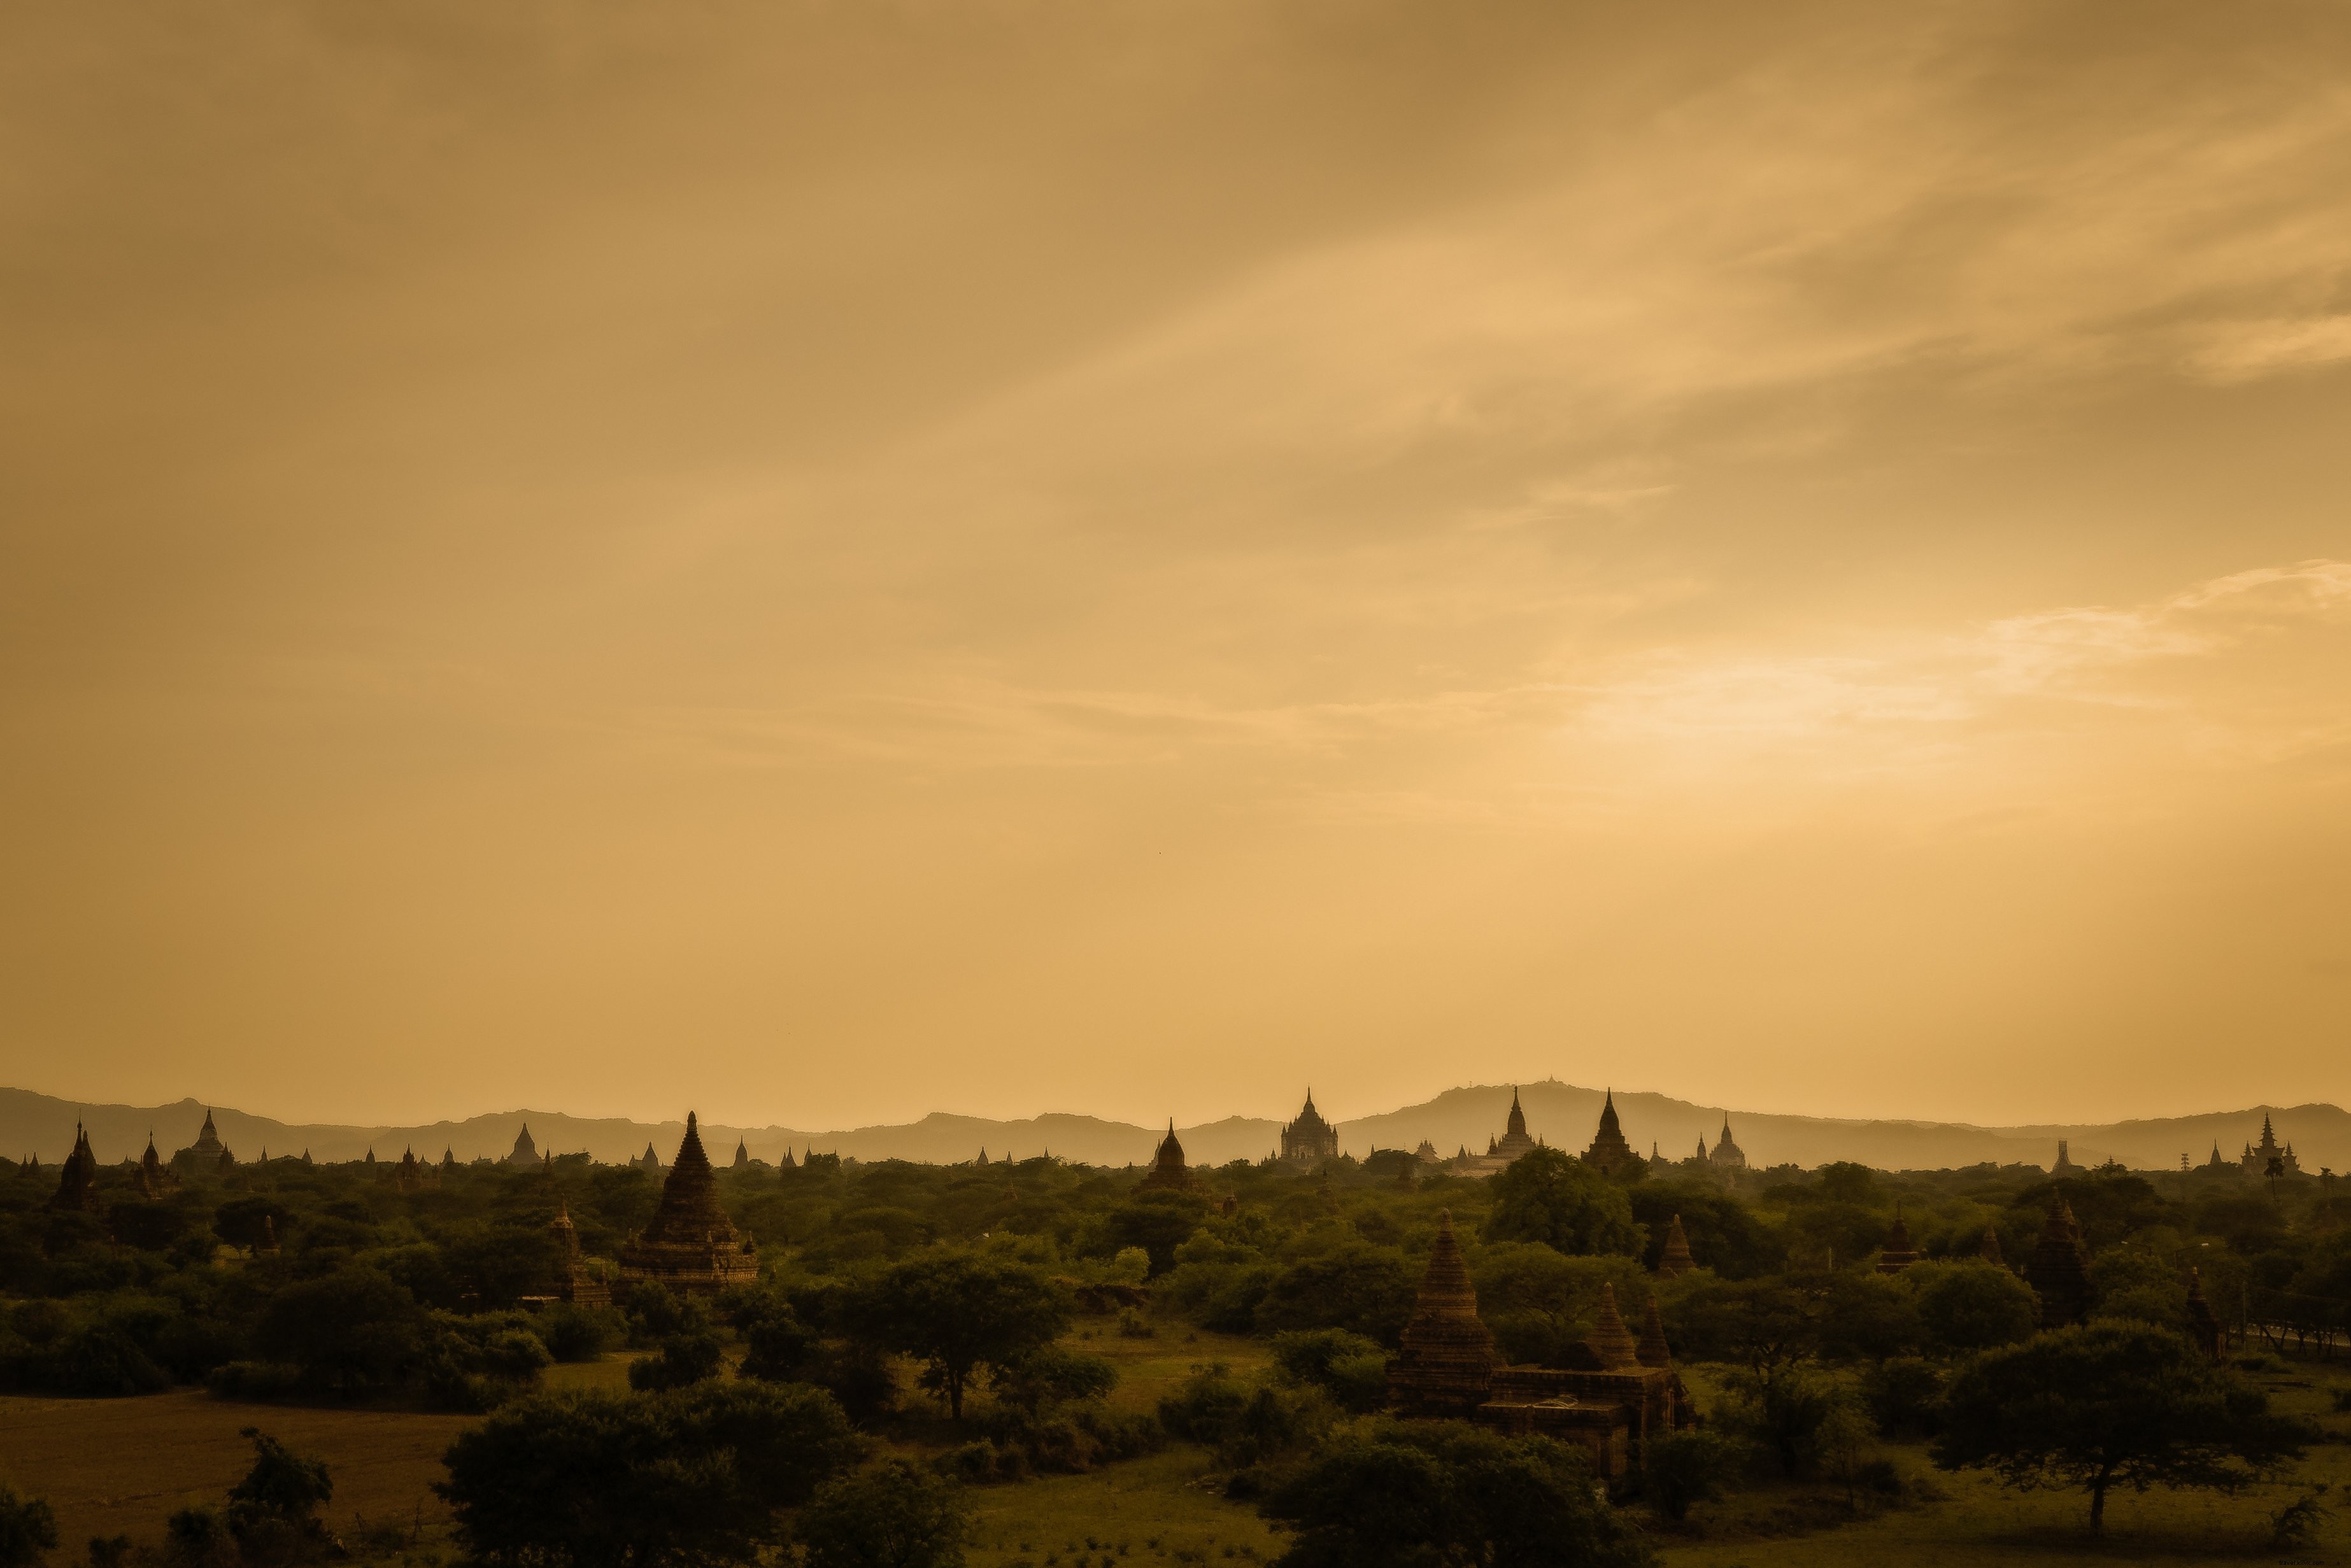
[618,1113,758,1295]
[1137,1121,1204,1193]
[1460,1088,1542,1176]
[506,1124,541,1167]
[1581,1090,1637,1176]
[177,1108,229,1166]
[2241,1116,2301,1176]
[1279,1091,1340,1165]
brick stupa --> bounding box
[618,1113,758,1295]
[2024,1197,2093,1328]
[1658,1214,1697,1276]
[1388,1210,1497,1417]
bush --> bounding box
[1862,1357,1944,1439]
[1268,1330,1388,1413]
[439,1381,863,1568]
[1718,1367,1840,1478]
[1906,1261,2038,1355]
[0,1481,59,1568]
[538,1305,624,1364]
[628,1331,726,1392]
[1252,1245,1417,1345]
[1157,1366,1332,1468]
[207,1362,306,1403]
[1643,1428,1747,1522]
[989,1347,1118,1412]
[797,1460,972,1568]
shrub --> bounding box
[797,1461,972,1568]
[1267,1331,1388,1413]
[538,1305,624,1364]
[1862,1357,1944,1439]
[0,1481,59,1568]
[1643,1428,1747,1522]
[628,1331,726,1392]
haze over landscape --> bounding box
[6,1,2350,1133]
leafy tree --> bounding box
[987,1346,1118,1412]
[842,1252,1070,1421]
[1903,1261,2037,1354]
[1860,1357,1943,1439]
[1627,1183,1784,1278]
[1260,1423,1652,1568]
[1092,1193,1209,1278]
[227,1428,332,1520]
[1252,1243,1418,1345]
[1813,1271,1921,1362]
[0,1481,58,1568]
[1641,1428,1747,1523]
[627,1331,725,1392]
[437,1381,862,1568]
[1469,1244,1647,1367]
[1268,1329,1389,1413]
[796,1460,972,1568]
[1484,1150,1645,1257]
[253,1268,425,1395]
[1935,1320,2308,1532]
[1665,1277,1817,1380]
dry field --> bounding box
[2,1337,2345,1568]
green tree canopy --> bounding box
[1934,1320,2308,1532]
[1903,1261,2038,1355]
[0,1481,59,1568]
[1484,1149,1646,1258]
[437,1381,863,1568]
[796,1460,972,1568]
[1260,1422,1652,1568]
[842,1251,1072,1421]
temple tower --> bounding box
[49,1124,101,1213]
[1387,1211,1496,1417]
[1582,1090,1637,1176]
[617,1113,758,1295]
[1876,1206,1918,1273]
[1658,1214,1697,1277]
[1137,1120,1204,1192]
[1279,1091,1340,1165]
[2024,1197,2094,1328]
[507,1124,541,1167]
[1708,1116,1746,1171]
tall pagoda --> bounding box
[617,1113,758,1295]
[1279,1091,1340,1165]
[1582,1089,1637,1176]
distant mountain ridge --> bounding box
[3,1083,2342,1175]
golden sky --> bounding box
[4,1,2348,1131]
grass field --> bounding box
[2,1337,2345,1567]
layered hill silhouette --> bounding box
[6,1082,2343,1175]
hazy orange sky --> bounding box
[4,1,2348,1131]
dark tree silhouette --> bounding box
[1935,1320,2307,1532]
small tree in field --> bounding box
[1935,1320,2308,1533]
[842,1252,1072,1422]
[0,1482,59,1568]
[797,1462,972,1568]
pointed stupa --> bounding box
[1978,1224,2005,1266]
[2024,1197,2093,1327]
[1582,1087,1637,1175]
[1635,1292,1672,1367]
[135,1133,173,1199]
[1710,1115,1746,1169]
[1658,1213,1697,1276]
[49,1123,101,1213]
[616,1112,756,1294]
[1586,1280,1638,1369]
[732,1138,749,1170]
[1877,1204,1919,1273]
[1139,1118,1201,1191]
[257,1214,280,1255]
[1388,1210,1496,1416]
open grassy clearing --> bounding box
[1,1341,2344,1567]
